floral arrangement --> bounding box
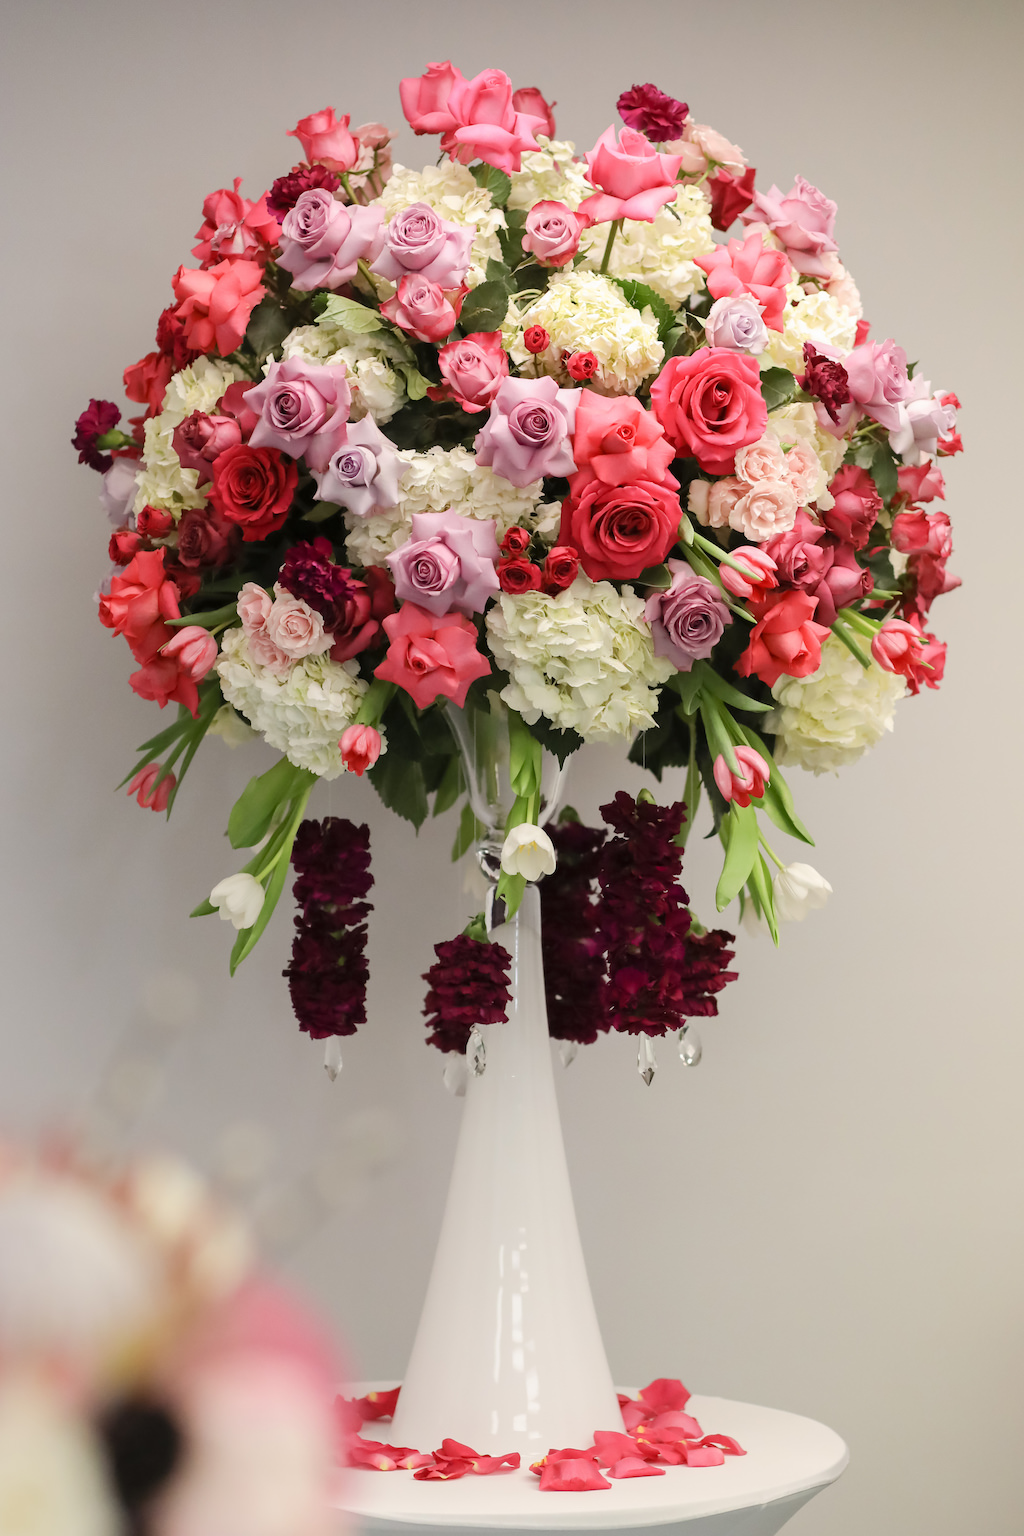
[76,67,960,1061]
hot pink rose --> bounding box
[160,624,218,682]
[558,479,681,581]
[438,332,509,413]
[569,391,676,493]
[371,202,474,287]
[474,375,579,486]
[843,339,911,432]
[522,201,585,267]
[399,61,463,135]
[763,509,830,590]
[386,508,500,616]
[192,178,280,267]
[278,191,385,291]
[442,69,546,174]
[246,356,351,472]
[171,412,242,481]
[287,108,359,173]
[375,603,490,709]
[694,233,792,332]
[380,275,461,343]
[340,724,382,776]
[897,462,945,504]
[579,125,683,224]
[742,176,838,279]
[171,260,265,357]
[649,350,767,476]
[512,86,556,138]
[810,541,873,627]
[821,465,881,549]
[734,589,830,688]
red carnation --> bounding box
[616,83,688,141]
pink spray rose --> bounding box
[340,724,382,776]
[522,201,585,267]
[730,479,798,542]
[694,233,792,332]
[287,108,359,172]
[192,178,280,267]
[742,176,838,279]
[842,338,911,432]
[734,433,787,486]
[568,391,676,493]
[313,415,404,518]
[644,562,730,671]
[672,121,747,176]
[438,332,509,413]
[171,412,242,481]
[246,356,351,472]
[375,603,491,709]
[820,465,881,549]
[237,581,291,675]
[277,190,386,291]
[380,275,461,343]
[713,745,769,807]
[371,202,474,287]
[649,350,767,476]
[264,587,332,660]
[171,260,265,357]
[399,61,463,135]
[687,476,745,529]
[512,86,556,138]
[579,125,684,224]
[442,69,546,174]
[160,624,218,682]
[386,508,500,617]
[474,375,579,487]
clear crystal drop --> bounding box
[323,1038,343,1081]
[558,1039,578,1068]
[443,1056,469,1097]
[678,1024,703,1067]
[638,1036,657,1087]
[468,1025,487,1077]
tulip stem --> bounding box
[831,618,872,667]
[356,259,380,301]
[692,529,770,582]
[681,546,755,623]
[598,220,622,275]
[758,830,786,870]
[837,606,881,638]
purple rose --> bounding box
[370,202,474,288]
[643,561,730,671]
[387,508,500,617]
[742,175,837,279]
[246,356,351,473]
[843,338,911,433]
[473,376,579,487]
[312,415,404,518]
[277,190,385,292]
[704,295,769,354]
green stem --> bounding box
[677,735,702,849]
[758,830,786,871]
[356,258,380,300]
[837,606,881,639]
[681,547,755,623]
[700,696,740,776]
[831,619,872,669]
[598,220,622,275]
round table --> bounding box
[336,1389,848,1535]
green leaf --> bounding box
[695,662,773,715]
[459,281,510,335]
[869,440,899,504]
[165,602,238,631]
[485,257,513,288]
[507,710,541,800]
[607,277,677,344]
[245,297,293,362]
[228,758,314,850]
[229,847,290,974]
[666,669,702,715]
[432,754,464,817]
[368,752,428,829]
[472,164,512,206]
[394,361,430,401]
[747,854,780,945]
[452,802,485,861]
[760,366,799,412]
[496,867,526,918]
[320,294,385,335]
[638,563,671,590]
[522,712,583,766]
[300,501,342,523]
[716,804,760,910]
[190,897,217,918]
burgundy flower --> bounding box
[175,506,239,570]
[72,399,121,472]
[267,162,341,221]
[155,304,201,370]
[799,342,851,425]
[423,934,512,1055]
[616,84,689,141]
[279,537,360,630]
[540,819,609,1045]
[709,166,757,232]
[284,818,373,1040]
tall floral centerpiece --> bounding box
[76,65,960,1464]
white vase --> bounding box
[389,881,621,1457]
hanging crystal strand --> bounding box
[678,1023,703,1066]
[468,1024,487,1077]
[637,1035,657,1086]
[558,1039,578,1068]
[443,1056,469,1097]
[323,1037,344,1081]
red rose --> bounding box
[523,325,550,355]
[542,546,579,592]
[709,166,757,232]
[175,506,239,569]
[650,350,767,476]
[498,557,542,593]
[558,479,681,581]
[108,528,141,566]
[135,505,174,539]
[733,590,830,689]
[207,444,298,541]
[820,465,881,550]
[566,350,599,381]
[501,526,532,556]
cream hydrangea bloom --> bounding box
[578,185,715,307]
[769,634,906,773]
[280,320,407,423]
[507,137,591,212]
[161,356,238,421]
[486,575,674,741]
[769,400,847,485]
[133,413,206,517]
[378,161,505,286]
[506,271,664,396]
[216,627,370,778]
[765,284,858,373]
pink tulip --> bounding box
[718,546,778,600]
[127,762,175,812]
[339,724,382,776]
[713,745,769,807]
[161,625,218,682]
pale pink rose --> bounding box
[249,629,292,675]
[735,433,787,486]
[704,295,769,354]
[237,581,272,636]
[824,259,863,318]
[688,476,744,529]
[887,377,956,466]
[371,202,474,287]
[729,478,798,542]
[780,439,822,504]
[743,176,838,279]
[689,124,746,172]
[265,587,332,659]
[844,339,911,432]
[522,200,584,267]
[579,125,684,224]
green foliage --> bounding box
[524,712,584,766]
[607,277,676,344]
[746,853,780,944]
[320,294,385,334]
[459,281,510,334]
[869,439,899,503]
[760,366,800,412]
[716,803,759,910]
[432,755,464,818]
[368,751,429,829]
[627,695,692,780]
[227,757,315,850]
[245,297,293,363]
[394,361,431,400]
[472,164,512,206]
[118,679,223,815]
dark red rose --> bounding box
[108,527,141,566]
[175,506,239,569]
[363,565,397,621]
[820,465,881,549]
[135,505,174,539]
[161,559,203,600]
[523,325,550,355]
[171,412,242,482]
[501,526,532,556]
[542,545,580,592]
[498,557,543,594]
[206,444,298,541]
[616,83,688,141]
[566,350,599,381]
[708,166,756,232]
[558,479,681,582]
[155,305,200,369]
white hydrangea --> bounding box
[132,413,206,517]
[507,270,664,396]
[378,162,505,286]
[769,634,906,774]
[485,575,674,742]
[765,284,858,374]
[578,185,715,308]
[216,627,369,778]
[768,401,847,484]
[161,357,237,422]
[280,320,407,424]
[507,137,591,212]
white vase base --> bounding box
[336,1387,848,1534]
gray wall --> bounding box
[2,2,1022,1531]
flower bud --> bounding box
[719,546,778,600]
[127,763,175,812]
[340,723,382,777]
[210,872,266,930]
[161,625,218,682]
[500,823,557,882]
[772,862,832,923]
[712,746,769,807]
[566,350,599,381]
[523,325,550,355]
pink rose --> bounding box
[312,415,404,518]
[278,191,385,292]
[387,508,499,617]
[694,234,792,332]
[437,332,509,413]
[843,339,911,432]
[379,275,460,343]
[644,562,730,671]
[811,542,873,627]
[246,356,351,472]
[399,61,463,135]
[287,108,359,173]
[192,178,280,267]
[742,176,837,279]
[649,350,767,476]
[568,391,676,493]
[512,86,556,138]
[897,463,945,504]
[441,69,546,174]
[339,724,382,776]
[522,201,585,267]
[730,479,798,542]
[669,122,745,176]
[764,509,831,590]
[171,412,242,482]
[371,202,474,288]
[375,603,491,709]
[98,549,181,664]
[734,589,830,688]
[888,378,956,465]
[220,380,260,440]
[265,588,332,660]
[160,624,218,682]
[579,125,684,224]
[238,581,272,636]
[474,376,579,487]
[821,465,881,549]
[687,476,745,529]
[171,260,265,357]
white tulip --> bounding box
[772,862,832,923]
[500,823,557,883]
[209,873,265,930]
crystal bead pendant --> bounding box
[637,1035,657,1086]
[558,1039,578,1068]
[468,1025,487,1077]
[323,1037,343,1081]
[678,1024,703,1066]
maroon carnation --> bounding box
[540,819,609,1045]
[267,162,341,221]
[72,399,121,472]
[616,83,689,141]
[423,934,512,1055]
[798,343,851,425]
[285,818,373,1040]
[279,537,359,629]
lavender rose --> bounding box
[246,356,351,473]
[386,508,500,617]
[742,176,838,279]
[643,561,731,671]
[704,295,769,355]
[474,376,579,487]
[371,202,474,288]
[277,190,385,292]
[312,415,404,518]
